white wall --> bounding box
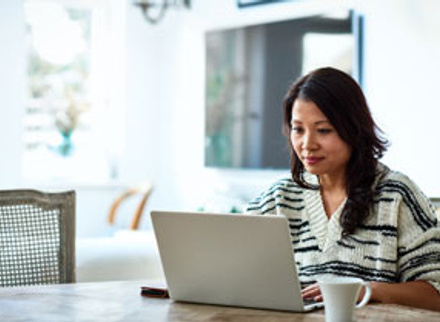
[0,1,25,186]
[2,0,440,237]
[362,0,440,197]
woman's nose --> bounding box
[302,132,317,150]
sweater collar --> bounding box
[301,162,387,251]
[303,187,345,251]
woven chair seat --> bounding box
[0,190,75,287]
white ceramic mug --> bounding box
[317,276,371,322]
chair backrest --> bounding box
[107,183,153,230]
[0,189,75,287]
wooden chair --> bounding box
[0,189,76,286]
[107,182,153,230]
[76,183,163,282]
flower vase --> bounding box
[58,130,74,157]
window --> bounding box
[23,0,125,183]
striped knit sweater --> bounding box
[245,163,440,293]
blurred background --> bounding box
[1,0,439,252]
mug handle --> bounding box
[355,282,372,308]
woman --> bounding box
[245,67,440,310]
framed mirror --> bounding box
[204,10,364,169]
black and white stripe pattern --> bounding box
[245,163,440,293]
[375,180,437,231]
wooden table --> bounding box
[0,280,439,321]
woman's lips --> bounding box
[304,157,324,165]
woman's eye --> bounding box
[318,128,332,134]
[291,127,303,133]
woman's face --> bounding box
[290,98,352,181]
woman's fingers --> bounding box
[301,283,322,301]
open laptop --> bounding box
[150,210,323,312]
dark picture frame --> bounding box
[236,0,291,9]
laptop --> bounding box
[150,210,323,312]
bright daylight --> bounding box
[1,0,440,320]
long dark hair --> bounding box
[282,67,388,236]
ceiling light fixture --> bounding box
[133,0,191,25]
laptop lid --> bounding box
[151,211,321,312]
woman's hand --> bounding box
[303,280,440,311]
[301,283,323,302]
[369,281,440,311]
[301,282,369,304]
